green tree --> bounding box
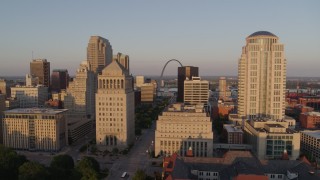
[0,145,28,179]
[18,161,48,180]
[132,169,146,180]
[76,156,100,180]
[50,154,74,180]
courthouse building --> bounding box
[155,103,213,157]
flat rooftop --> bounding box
[224,124,243,133]
[302,111,320,116]
[266,124,284,128]
[5,108,68,115]
[302,130,320,139]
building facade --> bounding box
[2,108,68,151]
[0,79,14,98]
[155,103,214,157]
[51,69,69,93]
[0,94,5,143]
[64,61,95,118]
[300,130,320,162]
[87,36,113,74]
[184,76,209,105]
[141,83,156,103]
[30,59,50,87]
[11,85,48,108]
[113,52,129,73]
[244,118,300,160]
[64,61,95,143]
[26,74,39,87]
[135,76,145,88]
[96,61,135,149]
[238,31,286,120]
[223,124,243,144]
[299,111,320,129]
[177,66,199,102]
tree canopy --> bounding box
[18,161,48,180]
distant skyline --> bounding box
[0,1,319,77]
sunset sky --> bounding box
[0,0,319,77]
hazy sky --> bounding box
[0,1,319,77]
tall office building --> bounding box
[65,61,95,117]
[0,79,14,98]
[184,77,209,105]
[218,77,231,100]
[87,36,113,74]
[96,60,135,149]
[26,74,39,87]
[30,59,50,87]
[0,94,5,143]
[11,85,48,108]
[51,69,69,93]
[238,31,286,120]
[113,52,129,73]
[64,61,95,143]
[177,66,199,102]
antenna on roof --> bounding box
[32,51,34,60]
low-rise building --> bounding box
[155,103,213,157]
[223,124,243,144]
[162,150,320,180]
[212,100,236,119]
[244,118,300,160]
[300,111,320,129]
[2,108,68,152]
[300,130,320,161]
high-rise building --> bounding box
[2,108,68,151]
[30,59,50,87]
[177,66,198,102]
[96,60,135,149]
[238,31,286,120]
[25,74,39,87]
[65,61,95,118]
[0,79,15,98]
[113,52,129,73]
[11,85,48,108]
[141,83,156,103]
[155,103,213,157]
[64,61,95,143]
[218,77,231,100]
[135,76,145,88]
[184,76,209,105]
[87,36,113,74]
[51,69,69,93]
[0,94,5,143]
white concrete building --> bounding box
[2,108,68,151]
[184,77,209,105]
[96,60,135,149]
[135,76,145,88]
[238,31,286,120]
[155,103,213,157]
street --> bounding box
[107,122,161,179]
